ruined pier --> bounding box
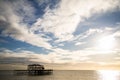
[14,64,53,75]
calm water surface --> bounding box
[0,70,120,80]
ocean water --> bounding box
[0,70,120,80]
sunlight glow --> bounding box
[97,70,119,80]
[96,35,115,52]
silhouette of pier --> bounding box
[14,64,53,75]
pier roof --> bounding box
[28,64,43,66]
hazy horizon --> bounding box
[0,63,120,70]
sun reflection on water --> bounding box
[97,70,120,80]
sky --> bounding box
[0,0,120,70]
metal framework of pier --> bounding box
[14,64,53,75]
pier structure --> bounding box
[14,64,53,75]
[28,64,44,70]
[27,64,52,75]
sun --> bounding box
[96,35,115,52]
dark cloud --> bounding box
[0,57,28,64]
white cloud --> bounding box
[75,42,85,46]
[70,28,103,42]
[58,43,64,46]
[0,0,120,65]
[71,26,120,45]
[1,0,120,49]
[114,31,120,37]
[0,0,52,49]
[0,47,120,64]
[0,49,51,63]
[33,0,120,42]
[0,48,74,64]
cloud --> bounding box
[0,48,52,64]
[0,0,52,49]
[0,0,120,49]
[0,0,120,65]
[114,31,120,37]
[68,28,104,44]
[71,26,120,48]
[33,0,120,42]
[75,42,85,46]
[0,48,86,64]
[58,43,64,46]
[0,48,120,64]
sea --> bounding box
[0,70,120,80]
